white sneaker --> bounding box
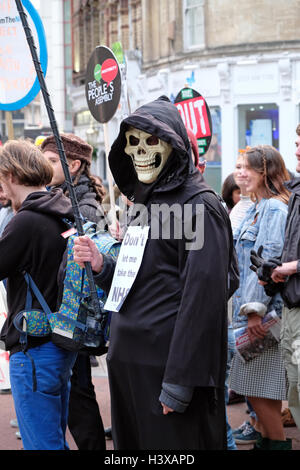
[232,420,249,436]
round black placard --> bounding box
[85,46,122,124]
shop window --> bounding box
[238,103,279,149]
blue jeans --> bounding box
[10,341,77,450]
[225,325,237,450]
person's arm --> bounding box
[159,382,194,414]
[73,236,116,292]
[242,205,288,339]
[272,260,300,282]
[73,236,103,271]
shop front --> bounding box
[140,54,300,192]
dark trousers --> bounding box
[68,353,106,450]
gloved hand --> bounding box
[250,245,282,282]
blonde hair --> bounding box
[0,140,53,187]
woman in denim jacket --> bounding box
[229,145,291,450]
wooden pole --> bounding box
[103,122,117,230]
[5,112,14,140]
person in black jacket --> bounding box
[0,140,77,450]
[73,96,238,450]
[253,124,300,430]
[42,133,107,450]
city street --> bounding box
[0,355,299,451]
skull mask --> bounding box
[124,127,172,184]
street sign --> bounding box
[0,0,48,111]
[85,46,122,124]
[174,87,212,156]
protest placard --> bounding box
[104,226,149,312]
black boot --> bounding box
[249,434,268,451]
[268,438,292,450]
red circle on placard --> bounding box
[101,58,118,83]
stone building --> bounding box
[139,0,300,190]
[71,0,300,190]
[71,0,143,180]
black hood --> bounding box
[108,96,198,203]
[18,187,74,222]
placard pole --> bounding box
[103,122,117,231]
[5,112,14,140]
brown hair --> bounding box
[246,145,290,204]
[296,124,300,136]
[0,140,53,187]
[222,172,240,210]
[64,160,105,203]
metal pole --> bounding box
[15,0,103,330]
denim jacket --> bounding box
[232,197,288,329]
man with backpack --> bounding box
[42,133,108,450]
[0,139,77,450]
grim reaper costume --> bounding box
[95,96,238,450]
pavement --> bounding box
[0,355,300,451]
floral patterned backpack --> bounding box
[13,222,120,355]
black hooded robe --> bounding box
[102,97,236,450]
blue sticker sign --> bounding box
[0,0,48,111]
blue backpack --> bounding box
[13,222,120,355]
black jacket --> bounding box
[60,173,105,225]
[280,177,300,308]
[0,189,74,354]
[103,96,237,389]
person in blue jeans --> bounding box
[0,140,77,450]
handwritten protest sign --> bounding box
[0,0,47,111]
[104,226,149,312]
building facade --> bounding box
[139,0,300,190]
[71,0,300,190]
[39,0,73,134]
[0,0,72,143]
[71,0,143,180]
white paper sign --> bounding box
[104,225,149,312]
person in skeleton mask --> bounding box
[73,96,238,450]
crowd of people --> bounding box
[0,95,299,451]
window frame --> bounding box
[183,0,205,51]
